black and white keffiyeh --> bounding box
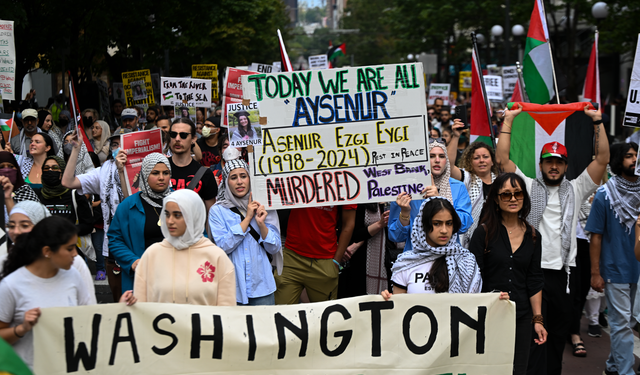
[216,159,251,211]
[101,159,124,227]
[428,140,453,204]
[139,153,172,208]
[392,197,482,294]
[602,175,640,232]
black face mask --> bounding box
[42,171,62,186]
[58,119,69,128]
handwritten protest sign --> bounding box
[427,83,450,105]
[34,294,516,375]
[160,77,212,108]
[122,69,155,107]
[459,71,471,92]
[308,54,329,70]
[121,129,163,195]
[221,67,257,127]
[241,63,431,209]
[483,75,503,101]
[625,34,640,127]
[192,64,219,102]
[0,20,16,101]
[502,66,518,97]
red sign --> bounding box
[221,68,257,127]
[121,129,163,195]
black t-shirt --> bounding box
[169,157,218,201]
[196,138,221,168]
[140,198,165,250]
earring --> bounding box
[45,255,49,258]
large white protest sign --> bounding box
[502,66,518,97]
[483,75,503,101]
[160,77,211,108]
[241,63,431,209]
[248,63,281,74]
[625,34,640,127]
[0,20,16,101]
[427,83,450,105]
[34,294,515,375]
[308,54,329,70]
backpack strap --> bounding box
[187,167,208,190]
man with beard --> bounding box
[585,143,640,375]
[156,115,171,154]
[496,104,609,375]
[196,116,222,169]
[10,109,41,158]
[145,107,159,130]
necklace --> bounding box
[153,206,161,226]
[505,224,520,234]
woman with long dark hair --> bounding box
[20,133,56,189]
[230,111,255,144]
[469,173,546,375]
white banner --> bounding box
[0,20,16,101]
[160,77,212,108]
[483,75,503,101]
[625,34,640,127]
[241,63,431,209]
[308,54,329,70]
[248,63,281,74]
[34,294,516,375]
[502,66,518,97]
[427,83,450,105]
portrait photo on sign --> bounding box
[174,105,196,123]
[131,80,147,101]
[227,101,262,147]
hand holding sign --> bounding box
[421,179,439,199]
[115,149,128,172]
[246,193,259,219]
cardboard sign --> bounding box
[160,77,212,108]
[502,66,518,97]
[192,64,219,102]
[0,20,16,101]
[121,129,163,195]
[121,69,155,107]
[241,63,431,209]
[625,34,640,127]
[34,294,516,375]
[248,63,281,74]
[427,83,450,105]
[459,71,471,92]
[308,54,329,70]
[483,75,503,101]
[220,67,257,127]
[227,101,262,147]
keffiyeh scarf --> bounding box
[139,153,172,208]
[428,140,453,204]
[365,206,387,295]
[602,175,640,232]
[392,197,482,294]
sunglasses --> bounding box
[42,165,61,171]
[169,131,190,139]
[498,191,524,202]
[429,137,445,144]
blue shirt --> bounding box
[209,205,281,304]
[388,177,473,252]
[584,188,640,284]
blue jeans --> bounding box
[604,282,637,375]
[237,293,275,306]
[91,229,105,272]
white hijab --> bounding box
[161,189,205,250]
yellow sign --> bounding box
[121,69,155,107]
[459,71,472,92]
[192,64,219,102]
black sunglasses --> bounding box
[429,137,445,144]
[169,131,190,139]
[498,191,525,202]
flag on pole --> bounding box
[510,80,524,102]
[0,112,15,143]
[328,43,346,61]
[582,31,600,106]
[277,29,293,72]
[68,74,94,152]
[522,0,556,104]
[470,38,495,148]
[507,102,596,179]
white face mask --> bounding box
[202,126,218,138]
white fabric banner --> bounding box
[624,34,640,127]
[0,20,16,101]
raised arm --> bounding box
[583,105,609,184]
[448,120,464,181]
[61,131,84,190]
[495,104,522,173]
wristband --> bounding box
[332,259,343,271]
[14,326,24,338]
[399,213,410,221]
[531,314,544,326]
[500,131,511,134]
[593,119,603,125]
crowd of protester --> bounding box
[0,92,639,375]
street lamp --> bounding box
[407,54,414,61]
[512,24,525,63]
[592,2,609,19]
[491,25,504,65]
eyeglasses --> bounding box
[42,165,61,171]
[498,191,525,202]
[169,131,190,139]
[429,137,445,144]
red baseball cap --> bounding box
[540,141,568,161]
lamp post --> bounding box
[592,2,609,23]
[491,25,504,65]
[512,24,525,64]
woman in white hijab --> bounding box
[134,189,236,306]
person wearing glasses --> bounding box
[88,120,112,164]
[168,118,218,213]
[468,173,546,375]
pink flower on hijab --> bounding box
[197,261,215,282]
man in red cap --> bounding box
[496,104,610,375]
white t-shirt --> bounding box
[77,163,117,256]
[0,266,95,369]
[391,261,436,294]
[73,255,97,305]
[516,167,598,269]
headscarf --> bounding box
[161,189,205,249]
[91,120,111,155]
[41,155,69,199]
[58,110,74,134]
[59,130,93,176]
[0,151,25,190]
[391,197,482,294]
[37,110,51,130]
[10,200,51,225]
[139,153,172,208]
[428,140,453,203]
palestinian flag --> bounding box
[163,92,174,101]
[510,79,525,102]
[523,0,555,104]
[507,102,596,180]
[0,112,14,143]
[469,46,493,147]
[277,29,293,72]
[582,31,600,106]
[328,43,346,61]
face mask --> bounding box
[42,171,62,186]
[63,143,74,156]
[58,119,69,128]
[111,147,120,159]
[0,168,17,185]
[201,126,211,137]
